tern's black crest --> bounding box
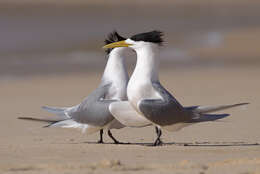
[130,30,164,45]
[104,31,126,54]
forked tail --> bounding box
[18,117,100,134]
[187,102,249,123]
[18,117,80,129]
[41,106,69,118]
[18,116,62,128]
[18,117,58,124]
[191,102,249,114]
[41,105,79,119]
[189,113,230,123]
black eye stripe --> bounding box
[130,31,163,45]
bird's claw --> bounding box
[97,140,104,144]
[153,139,163,146]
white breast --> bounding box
[127,79,161,110]
[127,43,162,110]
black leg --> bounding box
[108,130,121,144]
[155,126,159,134]
[153,126,163,146]
[97,129,104,143]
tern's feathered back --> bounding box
[130,30,164,45]
[105,31,126,54]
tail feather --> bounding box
[18,117,100,134]
[18,117,57,124]
[192,102,249,114]
[45,119,77,128]
[46,119,101,134]
[42,106,70,119]
[190,113,230,123]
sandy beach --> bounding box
[0,66,259,174]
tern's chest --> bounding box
[127,80,160,106]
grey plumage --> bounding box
[138,82,191,126]
[139,81,248,126]
[67,84,116,127]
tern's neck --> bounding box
[102,49,128,84]
[132,45,160,82]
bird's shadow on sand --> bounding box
[70,141,260,147]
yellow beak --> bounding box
[103,40,132,49]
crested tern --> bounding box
[19,31,130,144]
[104,30,249,146]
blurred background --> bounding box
[1,0,260,78]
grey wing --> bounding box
[69,84,116,127]
[138,82,192,126]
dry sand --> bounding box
[0,66,259,174]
